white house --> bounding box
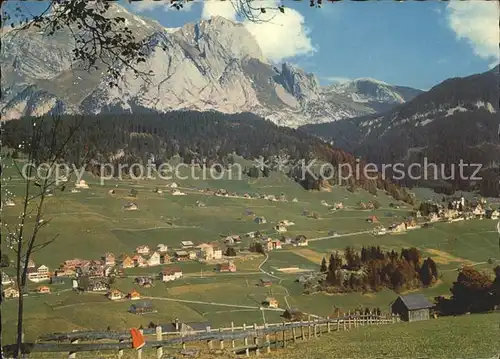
[213,247,223,260]
[172,189,186,196]
[156,244,168,253]
[1,272,13,285]
[169,182,178,188]
[160,267,183,282]
[5,199,15,207]
[146,252,161,267]
[135,245,150,255]
[75,180,89,189]
[181,241,194,248]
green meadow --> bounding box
[1,159,498,345]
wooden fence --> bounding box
[5,313,400,358]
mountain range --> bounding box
[301,65,500,196]
[0,4,422,127]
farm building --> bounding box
[172,189,186,196]
[1,272,12,285]
[181,241,195,248]
[174,251,190,262]
[75,180,89,189]
[160,267,183,282]
[366,216,379,224]
[132,255,147,267]
[157,244,169,253]
[390,294,433,322]
[120,255,135,269]
[135,245,150,255]
[177,321,211,334]
[254,217,267,224]
[37,286,51,294]
[107,289,124,300]
[123,202,138,211]
[262,297,279,308]
[3,287,19,299]
[127,289,141,300]
[217,262,236,272]
[129,301,156,315]
[102,253,116,266]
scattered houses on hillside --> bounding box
[391,294,433,322]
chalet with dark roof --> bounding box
[390,294,433,322]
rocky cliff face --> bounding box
[0,4,420,127]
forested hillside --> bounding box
[2,111,414,203]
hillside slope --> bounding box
[301,66,500,195]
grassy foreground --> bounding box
[21,313,499,358]
[270,313,500,359]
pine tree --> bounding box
[320,257,328,273]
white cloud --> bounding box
[446,1,500,63]
[322,76,351,84]
[201,0,315,63]
[131,0,194,13]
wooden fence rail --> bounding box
[4,314,400,358]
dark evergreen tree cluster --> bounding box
[434,266,500,316]
[317,246,439,294]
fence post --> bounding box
[343,315,346,331]
[282,322,286,348]
[265,323,270,354]
[206,326,213,351]
[182,331,186,350]
[68,339,78,359]
[253,323,259,356]
[118,338,124,359]
[327,317,331,333]
[348,311,352,330]
[219,328,224,350]
[156,325,163,359]
[243,323,249,357]
[314,319,318,337]
[307,316,311,339]
[392,313,396,324]
[137,329,143,359]
[300,320,305,340]
[292,324,297,343]
[337,316,340,331]
[231,321,235,348]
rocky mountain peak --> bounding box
[274,62,321,102]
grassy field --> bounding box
[13,313,500,359]
[270,312,500,359]
[1,159,498,346]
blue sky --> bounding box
[125,0,499,90]
[5,1,499,90]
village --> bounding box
[2,188,497,312]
